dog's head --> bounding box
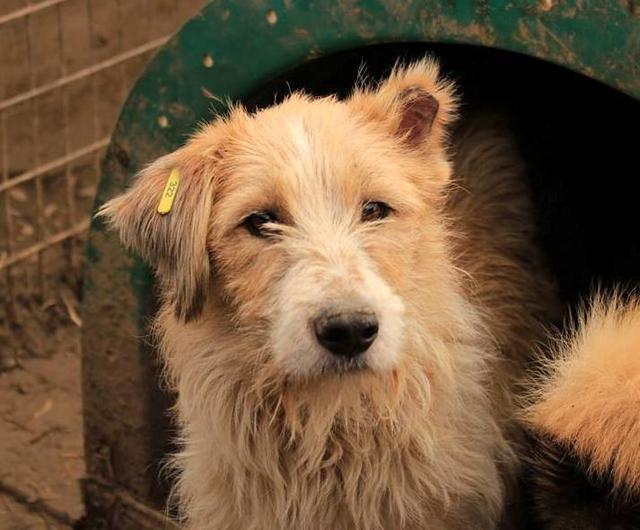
[100,60,458,379]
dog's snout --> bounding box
[313,311,379,358]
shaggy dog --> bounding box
[99,60,635,529]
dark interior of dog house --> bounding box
[2,2,640,529]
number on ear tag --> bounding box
[157,168,180,215]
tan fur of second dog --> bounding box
[527,295,640,498]
[99,60,558,529]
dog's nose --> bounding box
[313,312,379,358]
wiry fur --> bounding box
[99,59,557,529]
[524,294,640,521]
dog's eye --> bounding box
[361,201,391,222]
[243,211,279,237]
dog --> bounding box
[98,59,637,529]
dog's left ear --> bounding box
[349,58,458,152]
[98,130,222,322]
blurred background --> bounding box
[0,2,203,528]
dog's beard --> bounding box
[320,354,370,375]
[273,367,404,440]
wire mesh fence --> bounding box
[0,0,204,339]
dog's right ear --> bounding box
[97,129,222,322]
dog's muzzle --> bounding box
[313,310,379,358]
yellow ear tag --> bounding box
[157,168,180,215]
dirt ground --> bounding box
[0,286,84,529]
